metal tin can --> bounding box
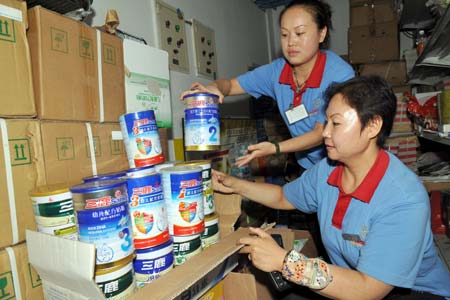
[183,93,220,151]
[95,255,135,300]
[126,172,170,249]
[134,239,174,287]
[201,213,220,249]
[83,171,127,183]
[160,166,205,236]
[119,110,165,168]
[172,234,202,266]
[154,161,178,173]
[70,180,128,211]
[126,165,155,178]
[37,223,78,240]
[30,184,77,239]
[76,202,134,265]
[176,160,215,216]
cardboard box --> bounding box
[124,39,172,128]
[0,119,44,248]
[348,21,399,64]
[350,0,397,27]
[27,6,125,122]
[0,0,36,117]
[358,60,407,85]
[0,243,44,300]
[391,93,413,133]
[39,121,129,185]
[385,134,418,166]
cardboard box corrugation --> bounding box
[0,119,44,249]
[0,0,36,117]
[0,243,44,300]
[27,6,125,122]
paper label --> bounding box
[0,4,22,22]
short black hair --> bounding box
[324,76,397,147]
[279,0,332,48]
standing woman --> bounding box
[212,76,450,299]
[180,0,355,171]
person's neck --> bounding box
[292,51,320,82]
[340,147,380,194]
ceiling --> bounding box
[253,0,291,10]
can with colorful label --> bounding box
[183,93,220,151]
[126,173,170,249]
[120,110,165,168]
[83,171,127,183]
[75,202,134,265]
[95,256,135,300]
[172,234,202,266]
[176,160,215,216]
[160,166,205,236]
[134,239,174,287]
[71,180,128,211]
[30,184,77,239]
[201,213,220,249]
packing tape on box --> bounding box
[85,123,98,176]
[96,30,105,123]
[0,119,19,244]
[5,247,23,300]
[0,3,23,21]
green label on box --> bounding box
[110,139,124,155]
[0,18,16,43]
[103,43,116,65]
[50,27,68,53]
[28,263,42,288]
[79,36,93,60]
[0,271,15,299]
[56,137,75,160]
[85,136,101,158]
[9,138,31,166]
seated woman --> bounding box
[212,76,450,300]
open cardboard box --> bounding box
[26,192,317,300]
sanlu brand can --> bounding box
[201,213,220,249]
[71,180,128,211]
[95,256,136,300]
[176,160,215,216]
[183,93,220,151]
[120,110,165,168]
[126,172,170,249]
[172,234,202,266]
[30,184,77,240]
[134,239,174,287]
[160,166,205,236]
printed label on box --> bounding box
[79,36,94,60]
[9,138,31,166]
[103,44,116,65]
[0,16,16,43]
[110,139,124,155]
[28,263,42,288]
[0,271,15,299]
[56,137,75,160]
[50,28,68,53]
[85,136,101,158]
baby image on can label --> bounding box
[76,203,134,265]
[120,110,165,168]
[127,173,170,249]
[161,167,205,236]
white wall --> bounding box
[88,0,269,142]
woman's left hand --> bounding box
[235,142,277,167]
[239,227,288,272]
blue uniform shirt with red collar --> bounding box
[237,50,354,169]
[283,150,450,297]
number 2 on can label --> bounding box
[208,126,217,142]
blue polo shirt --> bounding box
[237,50,355,169]
[283,150,450,297]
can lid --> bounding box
[30,183,73,196]
[95,253,134,275]
[126,165,156,177]
[69,179,126,193]
[204,213,219,225]
[159,165,203,174]
[175,160,211,168]
[182,92,219,100]
[119,110,156,120]
[134,239,173,254]
[83,170,127,183]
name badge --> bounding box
[285,104,308,124]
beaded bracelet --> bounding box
[281,249,333,290]
[270,141,280,155]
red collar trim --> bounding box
[278,51,326,91]
[327,149,390,203]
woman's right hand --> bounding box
[211,169,235,194]
[179,82,224,103]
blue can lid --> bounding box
[134,239,173,254]
[126,165,155,175]
[70,179,126,193]
[120,110,155,120]
[83,171,127,183]
[182,92,219,100]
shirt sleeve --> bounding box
[237,60,281,99]
[356,185,430,288]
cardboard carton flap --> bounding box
[26,230,105,299]
[130,227,252,300]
